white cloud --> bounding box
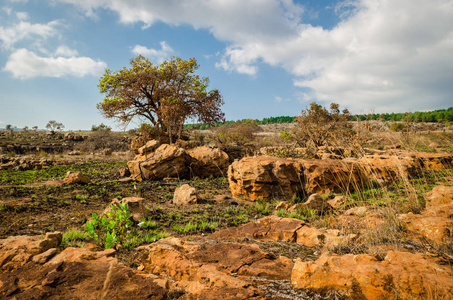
[53,0,453,112]
[54,45,79,57]
[15,11,28,20]
[131,41,174,64]
[4,48,107,79]
[0,20,60,50]
[2,7,12,15]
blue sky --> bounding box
[1,0,452,130]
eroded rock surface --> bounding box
[292,251,453,299]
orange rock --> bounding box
[186,146,229,178]
[173,184,198,205]
[292,251,453,299]
[63,171,88,184]
[399,203,453,244]
[212,216,305,242]
[426,185,453,207]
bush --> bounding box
[214,119,261,146]
[293,102,355,149]
[389,122,405,131]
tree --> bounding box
[91,123,112,132]
[97,56,225,140]
[23,126,29,131]
[46,120,64,132]
[32,126,38,131]
[5,124,12,132]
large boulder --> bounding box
[128,144,188,181]
[228,156,305,201]
[292,251,453,299]
[186,146,229,178]
[426,185,453,207]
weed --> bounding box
[255,201,270,216]
[62,229,89,247]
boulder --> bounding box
[355,155,421,182]
[228,156,305,201]
[295,226,357,248]
[186,146,229,178]
[138,139,160,155]
[289,193,330,214]
[128,144,188,181]
[327,195,346,208]
[63,171,88,184]
[399,203,453,244]
[173,184,198,205]
[292,251,453,299]
[426,185,453,207]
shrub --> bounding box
[214,119,261,146]
[293,102,355,150]
[389,122,405,131]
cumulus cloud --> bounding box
[54,45,79,57]
[4,48,107,79]
[131,41,174,64]
[0,20,60,50]
[15,11,28,20]
[54,0,453,112]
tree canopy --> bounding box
[97,56,225,139]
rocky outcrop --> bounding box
[138,237,293,298]
[426,185,453,207]
[0,235,166,299]
[399,203,453,244]
[186,146,229,177]
[128,144,229,181]
[292,251,453,299]
[228,156,306,201]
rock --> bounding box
[384,144,401,150]
[32,248,58,264]
[63,171,88,184]
[275,201,291,210]
[68,150,81,156]
[292,251,453,299]
[301,193,330,214]
[128,144,188,181]
[416,152,453,169]
[102,148,113,155]
[327,195,346,208]
[118,166,131,177]
[186,146,229,178]
[173,184,198,205]
[355,155,421,183]
[296,226,357,248]
[345,206,368,216]
[228,156,305,201]
[426,185,453,207]
[138,139,160,155]
[399,203,453,244]
[212,216,305,242]
[104,197,146,222]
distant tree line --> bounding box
[186,107,453,130]
[352,107,453,122]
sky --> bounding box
[0,0,452,130]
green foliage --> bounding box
[91,123,111,132]
[62,229,89,247]
[254,201,270,216]
[97,56,225,139]
[279,131,293,141]
[352,106,453,123]
[389,122,405,131]
[84,202,133,249]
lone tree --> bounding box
[46,120,64,133]
[97,56,225,141]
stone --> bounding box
[68,150,81,156]
[102,148,113,155]
[138,139,160,155]
[275,201,291,210]
[212,216,305,242]
[63,171,88,184]
[118,166,131,177]
[228,156,305,201]
[399,203,453,244]
[104,197,146,222]
[327,195,346,208]
[302,193,330,213]
[186,146,229,178]
[292,251,453,299]
[426,185,453,207]
[345,206,368,216]
[173,184,198,205]
[128,144,188,181]
[32,248,58,264]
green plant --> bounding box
[255,201,270,215]
[0,202,7,211]
[84,202,133,249]
[62,229,89,247]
